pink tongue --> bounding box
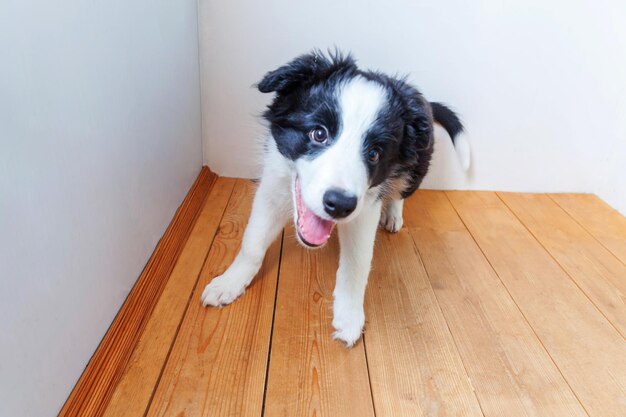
[295,178,335,246]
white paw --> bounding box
[201,273,246,307]
[380,208,403,233]
[332,304,365,348]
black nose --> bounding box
[323,189,357,219]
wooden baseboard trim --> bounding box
[59,166,217,417]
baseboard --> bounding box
[59,166,217,417]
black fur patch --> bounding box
[259,51,357,160]
[431,102,464,143]
[258,50,462,199]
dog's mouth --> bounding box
[294,177,335,248]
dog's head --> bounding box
[259,51,433,248]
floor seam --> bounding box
[140,180,236,417]
[405,224,487,417]
[260,229,285,417]
[405,225,487,417]
[444,191,592,417]
[548,194,626,267]
[496,192,625,339]
[361,332,378,417]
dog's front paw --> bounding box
[201,272,246,307]
[332,303,365,348]
[380,208,403,233]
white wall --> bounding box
[0,1,202,416]
[199,0,626,214]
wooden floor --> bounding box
[101,179,626,417]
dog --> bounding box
[201,51,468,347]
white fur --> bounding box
[201,78,391,346]
[453,132,471,171]
[380,198,404,232]
[201,142,292,307]
[295,77,388,223]
[333,195,381,346]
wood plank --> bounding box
[59,167,217,417]
[364,227,483,417]
[405,191,587,417]
[500,192,626,336]
[447,191,626,417]
[550,193,626,264]
[101,177,235,417]
[264,230,376,417]
[145,179,281,417]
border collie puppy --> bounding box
[201,51,468,347]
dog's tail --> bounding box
[431,102,471,170]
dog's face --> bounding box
[259,52,433,248]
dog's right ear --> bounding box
[257,52,331,94]
[257,50,355,94]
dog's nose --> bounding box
[323,189,357,219]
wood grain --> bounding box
[101,177,235,417]
[63,187,626,417]
[447,191,626,417]
[499,192,626,336]
[145,179,281,417]
[59,167,217,417]
[364,227,483,417]
[405,191,587,417]
[264,229,376,417]
[550,193,626,264]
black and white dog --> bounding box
[201,51,468,347]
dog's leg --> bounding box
[379,198,404,233]
[333,198,382,347]
[201,173,290,307]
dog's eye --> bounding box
[309,126,328,143]
[368,147,381,163]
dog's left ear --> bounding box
[257,50,356,95]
